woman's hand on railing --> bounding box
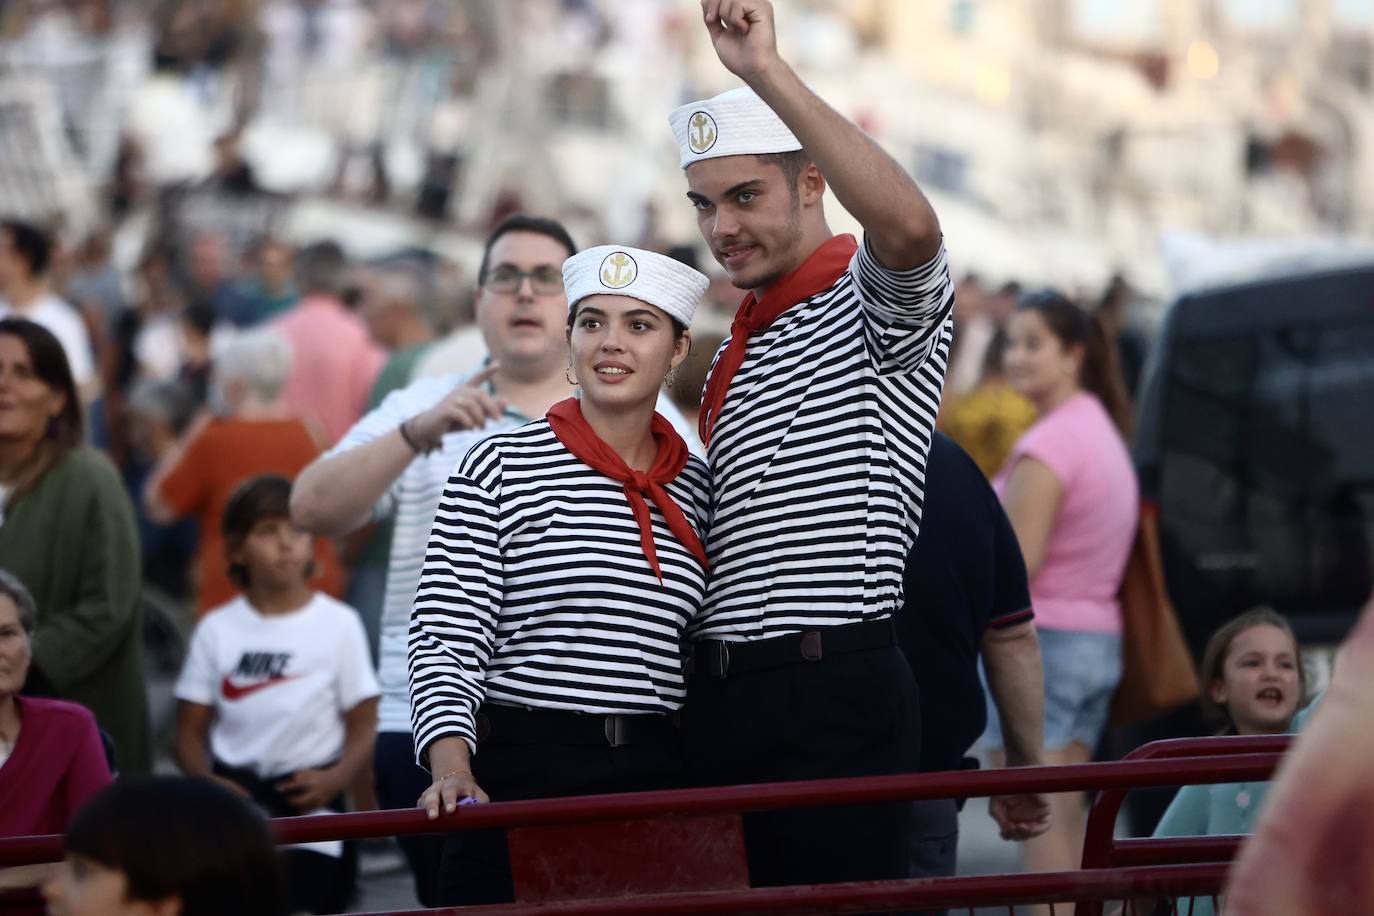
[419,768,490,820]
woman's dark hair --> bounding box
[981,325,1010,378]
[221,475,309,589]
[296,239,348,296]
[1,220,53,277]
[1199,608,1305,735]
[64,776,287,916]
[477,214,577,286]
[0,318,84,500]
[1017,291,1133,440]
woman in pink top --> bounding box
[989,291,1137,903]
[0,570,112,914]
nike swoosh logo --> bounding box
[221,675,297,701]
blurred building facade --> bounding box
[0,0,1370,295]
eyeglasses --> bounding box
[484,265,564,296]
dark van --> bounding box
[1120,259,1374,833]
[1135,260,1374,663]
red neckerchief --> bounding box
[698,234,859,445]
[547,398,709,582]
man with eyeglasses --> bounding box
[290,214,697,904]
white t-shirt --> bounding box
[0,292,96,391]
[175,593,380,778]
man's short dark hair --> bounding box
[756,150,812,204]
[1,220,52,278]
[65,777,287,916]
[296,240,348,296]
[222,475,302,589]
[477,215,577,286]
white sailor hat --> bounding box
[669,86,803,170]
[563,245,708,329]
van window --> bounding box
[1156,317,1374,647]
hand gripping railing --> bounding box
[0,738,1287,914]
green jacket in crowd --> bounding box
[0,446,151,775]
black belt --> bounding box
[692,617,896,679]
[476,703,677,749]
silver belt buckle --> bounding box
[605,715,627,748]
[715,640,731,677]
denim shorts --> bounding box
[982,627,1123,753]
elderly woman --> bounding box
[0,569,113,912]
[411,246,710,906]
[0,318,148,775]
[145,328,344,616]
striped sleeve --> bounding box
[407,441,505,762]
[851,235,955,374]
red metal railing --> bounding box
[0,738,1287,914]
[1073,734,1290,916]
[352,863,1233,915]
[1081,735,1289,871]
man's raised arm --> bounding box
[701,0,941,270]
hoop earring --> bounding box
[565,365,577,386]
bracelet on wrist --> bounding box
[437,768,469,783]
[399,419,435,456]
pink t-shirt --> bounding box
[274,295,385,446]
[994,392,1138,634]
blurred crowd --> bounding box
[0,2,1191,914]
[938,270,1149,480]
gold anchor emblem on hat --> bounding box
[689,111,717,154]
[600,251,637,289]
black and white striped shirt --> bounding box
[693,236,954,641]
[408,419,711,757]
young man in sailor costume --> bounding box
[671,0,956,888]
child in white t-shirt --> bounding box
[173,474,379,915]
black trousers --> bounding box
[374,731,444,907]
[435,704,684,906]
[909,798,960,916]
[683,643,921,889]
[212,761,357,914]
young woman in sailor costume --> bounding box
[408,245,711,906]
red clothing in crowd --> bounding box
[156,417,346,615]
[0,696,112,913]
[0,697,110,837]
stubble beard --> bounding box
[730,203,806,292]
